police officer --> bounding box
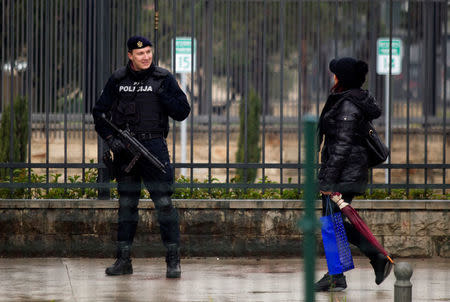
[92,35,190,278]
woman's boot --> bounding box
[370,253,393,285]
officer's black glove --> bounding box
[105,136,126,154]
[156,79,170,98]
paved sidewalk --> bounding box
[0,257,448,301]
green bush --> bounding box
[0,160,100,199]
[235,89,261,184]
[0,168,448,200]
[0,96,29,178]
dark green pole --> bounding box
[300,115,318,302]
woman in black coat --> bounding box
[315,57,393,292]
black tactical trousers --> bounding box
[321,193,379,261]
[114,138,180,247]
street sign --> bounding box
[376,38,402,75]
[376,38,403,183]
[172,37,196,73]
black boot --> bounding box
[105,241,133,276]
[165,243,181,278]
[315,272,347,292]
[370,253,393,285]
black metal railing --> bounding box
[0,0,448,196]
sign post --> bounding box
[172,37,196,177]
[376,38,402,183]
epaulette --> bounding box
[111,67,127,82]
[153,66,170,78]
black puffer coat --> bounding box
[318,88,381,194]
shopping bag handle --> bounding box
[324,195,334,216]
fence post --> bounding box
[394,262,413,302]
[95,0,111,200]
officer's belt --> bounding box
[132,132,164,140]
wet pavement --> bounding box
[0,257,448,302]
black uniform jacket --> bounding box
[92,62,191,140]
[318,88,381,194]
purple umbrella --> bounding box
[330,192,394,264]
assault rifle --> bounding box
[101,114,166,174]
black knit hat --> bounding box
[329,57,368,88]
[127,35,152,51]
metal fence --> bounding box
[0,0,449,195]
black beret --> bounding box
[329,57,368,89]
[127,35,152,51]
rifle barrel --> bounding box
[101,114,167,174]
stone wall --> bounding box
[0,199,448,258]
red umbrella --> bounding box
[330,192,394,264]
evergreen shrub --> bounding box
[0,96,29,178]
[235,89,261,183]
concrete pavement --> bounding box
[0,257,448,302]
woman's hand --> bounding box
[320,190,332,195]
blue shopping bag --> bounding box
[320,196,354,275]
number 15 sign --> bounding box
[172,37,197,74]
[376,38,403,75]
